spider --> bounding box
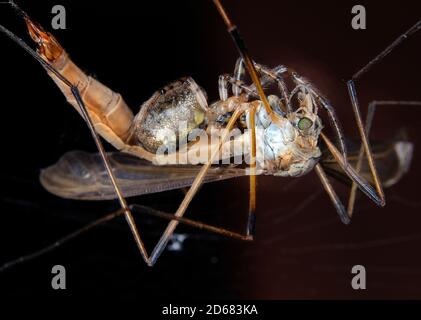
[0,0,419,269]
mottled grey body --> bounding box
[131,68,324,178]
[133,77,208,153]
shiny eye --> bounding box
[297,117,313,130]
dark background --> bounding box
[0,0,421,300]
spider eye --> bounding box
[297,117,313,131]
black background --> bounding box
[0,0,421,301]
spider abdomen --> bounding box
[132,77,209,153]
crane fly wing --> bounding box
[40,151,246,200]
[321,132,413,188]
[40,132,412,201]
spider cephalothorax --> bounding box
[250,87,323,177]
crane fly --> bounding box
[0,0,419,269]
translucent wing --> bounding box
[321,132,413,188]
[40,151,246,200]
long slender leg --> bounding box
[211,0,384,223]
[285,73,384,211]
[314,164,350,224]
[3,3,263,266]
[347,81,385,207]
[248,69,350,167]
[231,59,291,114]
[212,0,282,126]
[343,18,421,213]
[247,106,257,236]
[3,40,252,266]
[1,203,256,272]
[233,58,245,96]
[282,73,383,217]
[219,72,285,116]
[217,71,259,236]
[218,73,263,100]
[219,74,259,99]
[130,205,252,241]
[347,101,421,216]
[148,106,250,265]
[253,63,291,113]
[321,132,383,206]
[0,9,151,264]
[291,73,349,163]
[218,74,230,101]
[6,201,260,272]
[218,73,259,236]
[352,20,421,81]
[304,131,383,224]
[0,210,123,272]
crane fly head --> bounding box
[287,88,323,151]
[252,88,323,177]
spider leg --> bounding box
[219,74,259,99]
[291,73,349,163]
[231,59,276,96]
[211,0,384,223]
[2,3,264,266]
[218,74,231,101]
[220,57,252,99]
[253,63,291,113]
[233,58,246,96]
[232,61,291,117]
[218,72,260,101]
[347,101,421,216]
[283,73,384,213]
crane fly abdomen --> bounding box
[132,77,209,153]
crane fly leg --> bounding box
[1,2,264,266]
[0,5,153,265]
[212,0,282,126]
[218,68,259,237]
[212,0,383,223]
[147,106,250,266]
[314,164,350,224]
[348,101,421,216]
[344,19,421,215]
[346,81,385,208]
[1,202,258,272]
[130,205,253,241]
[247,105,257,236]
